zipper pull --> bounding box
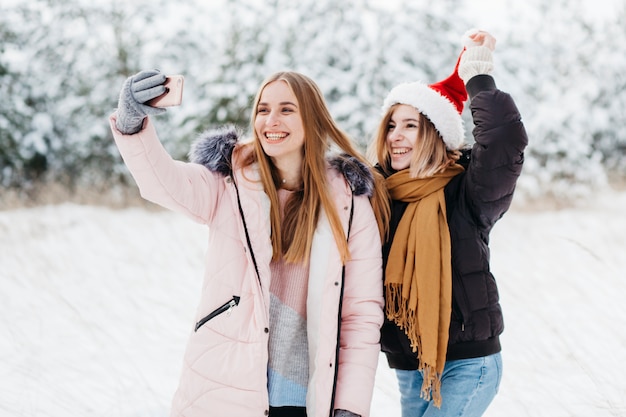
[195,295,241,332]
[226,298,237,316]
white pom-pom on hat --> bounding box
[462,28,482,48]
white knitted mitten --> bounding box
[458,46,494,85]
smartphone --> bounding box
[147,75,184,107]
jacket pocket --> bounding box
[195,295,240,332]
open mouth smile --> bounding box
[265,132,288,142]
[391,147,411,155]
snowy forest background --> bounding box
[3,2,626,416]
[1,0,625,208]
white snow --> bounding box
[1,190,625,416]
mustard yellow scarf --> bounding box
[385,165,463,407]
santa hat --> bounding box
[382,50,468,150]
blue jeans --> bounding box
[395,353,502,417]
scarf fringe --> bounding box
[420,364,443,408]
[385,283,419,352]
[386,283,444,408]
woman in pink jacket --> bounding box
[110,70,389,417]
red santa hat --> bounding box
[382,50,468,150]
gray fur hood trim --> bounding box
[188,125,374,197]
[188,124,240,177]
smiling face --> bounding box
[254,80,305,172]
[385,104,422,171]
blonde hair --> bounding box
[368,104,461,178]
[238,71,389,264]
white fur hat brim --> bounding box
[382,82,465,151]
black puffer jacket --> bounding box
[380,74,528,369]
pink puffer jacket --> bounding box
[109,116,384,417]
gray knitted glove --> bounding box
[334,410,360,417]
[115,69,168,134]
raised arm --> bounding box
[458,30,529,228]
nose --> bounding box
[388,128,403,142]
[265,110,280,126]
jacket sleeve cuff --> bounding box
[466,74,497,99]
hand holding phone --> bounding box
[147,75,184,107]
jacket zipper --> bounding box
[452,297,466,332]
[195,295,240,332]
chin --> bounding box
[391,162,410,171]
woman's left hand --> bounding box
[466,29,496,51]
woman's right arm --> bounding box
[111,69,224,223]
[109,114,223,224]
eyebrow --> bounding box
[258,101,298,107]
[391,118,419,123]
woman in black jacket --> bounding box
[368,29,528,417]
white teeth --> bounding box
[266,133,287,141]
[392,148,410,155]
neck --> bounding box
[272,156,303,191]
[278,171,302,191]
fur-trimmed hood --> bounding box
[188,125,374,197]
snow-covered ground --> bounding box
[1,190,625,417]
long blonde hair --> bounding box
[238,71,389,264]
[368,104,461,178]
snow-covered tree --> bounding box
[484,0,613,201]
[587,3,626,177]
[0,8,35,188]
[1,0,624,205]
